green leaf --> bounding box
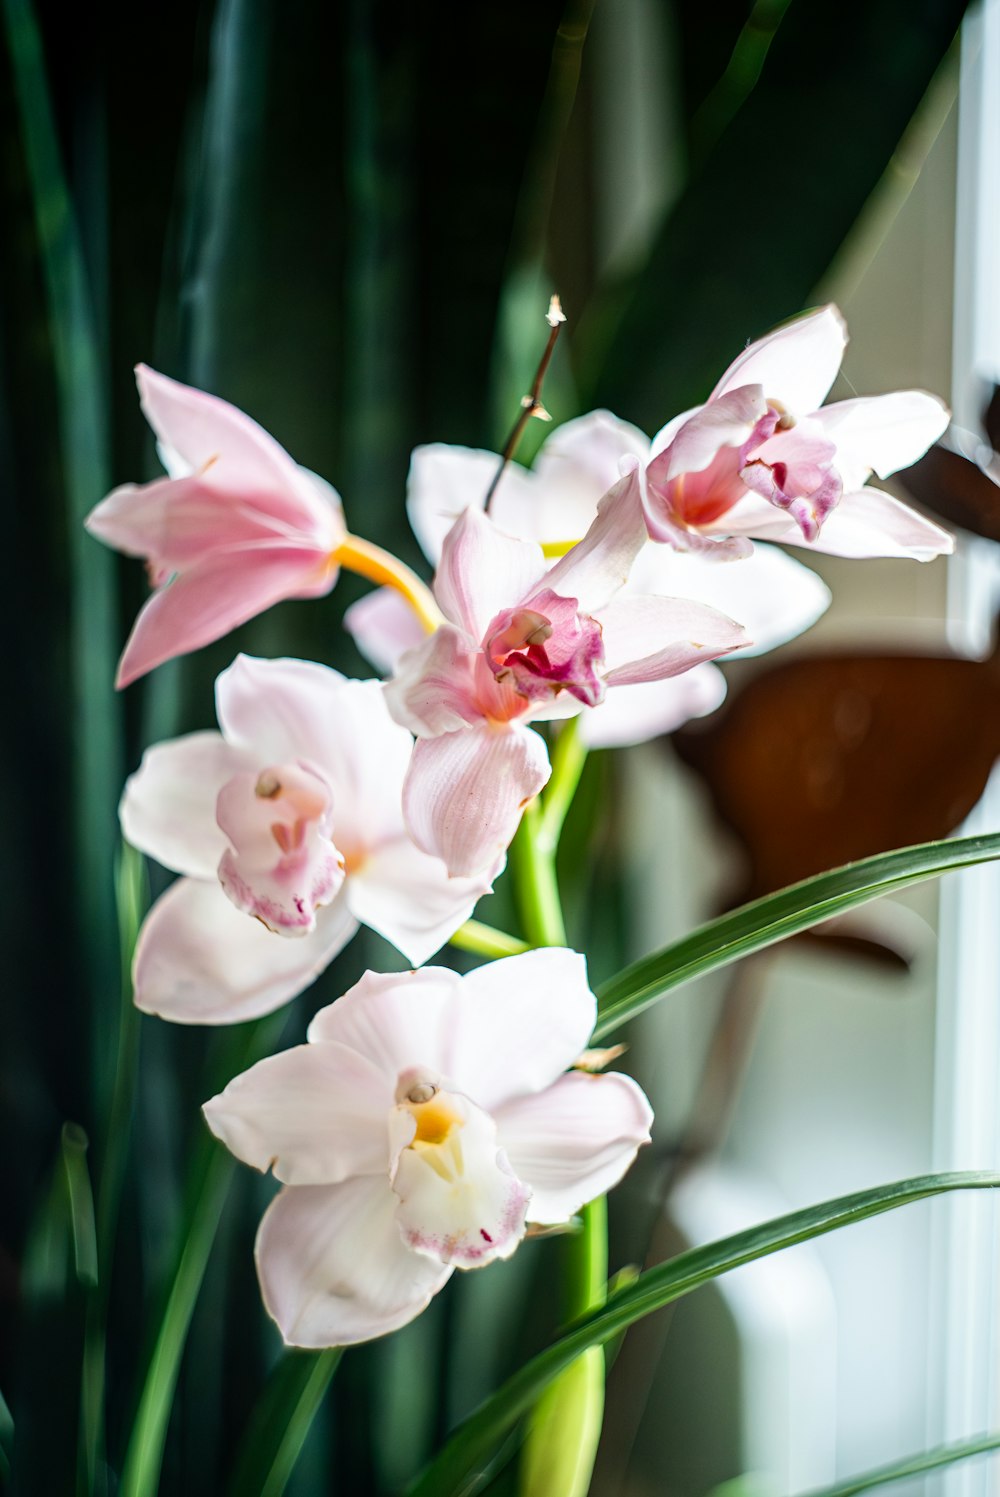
[799,1429,1000,1497]
[226,1349,343,1497]
[408,1171,1000,1497]
[593,832,1000,1041]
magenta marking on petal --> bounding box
[483,588,606,708]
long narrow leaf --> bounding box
[409,1171,1000,1497]
[226,1349,343,1497]
[799,1429,1000,1497]
[593,832,1000,1040]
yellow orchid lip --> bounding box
[407,1094,464,1148]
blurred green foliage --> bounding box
[0,0,968,1491]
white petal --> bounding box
[625,541,830,658]
[215,654,347,763]
[434,506,547,640]
[581,665,727,749]
[814,391,950,491]
[712,305,848,413]
[133,877,357,1024]
[449,948,596,1110]
[598,594,750,685]
[658,386,766,480]
[649,403,701,461]
[203,1041,391,1183]
[343,587,425,675]
[391,1091,530,1267]
[346,835,497,966]
[306,967,464,1072]
[495,1070,653,1224]
[120,731,250,877]
[256,1177,452,1347]
[403,724,551,877]
[406,444,530,563]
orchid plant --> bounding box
[74,299,1000,1497]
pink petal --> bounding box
[120,731,250,877]
[256,1177,452,1347]
[203,1041,391,1184]
[343,587,426,675]
[495,1070,653,1224]
[719,487,954,560]
[449,949,596,1110]
[306,967,465,1071]
[346,835,497,966]
[216,763,345,936]
[543,465,649,612]
[651,385,766,485]
[403,723,551,877]
[133,877,357,1024]
[433,506,547,639]
[85,475,291,566]
[116,543,336,687]
[382,625,483,737]
[580,665,727,749]
[597,594,750,686]
[813,390,950,491]
[217,660,413,849]
[135,365,338,536]
[712,305,848,413]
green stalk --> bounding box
[514,722,605,1497]
[449,920,532,960]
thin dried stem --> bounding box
[485,295,566,506]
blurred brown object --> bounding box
[898,382,1000,541]
[673,630,1000,966]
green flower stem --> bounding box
[449,920,532,960]
[538,718,588,852]
[513,721,605,1497]
[798,1429,1000,1497]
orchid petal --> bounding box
[216,660,412,848]
[382,626,482,737]
[598,594,750,685]
[434,506,547,639]
[543,466,648,612]
[346,836,496,967]
[718,487,954,560]
[203,1041,391,1184]
[115,544,335,688]
[306,966,463,1072]
[448,948,596,1110]
[653,386,766,483]
[343,587,425,675]
[495,1070,653,1224]
[625,541,830,658]
[407,444,530,564]
[120,731,250,878]
[391,1089,530,1267]
[403,723,551,877]
[813,391,950,491]
[133,877,357,1024]
[84,475,293,565]
[256,1177,452,1347]
[712,305,848,412]
[581,665,727,749]
[135,365,335,534]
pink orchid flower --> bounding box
[641,305,952,559]
[122,655,493,1024]
[346,410,829,749]
[85,367,346,687]
[382,475,750,876]
[203,949,653,1346]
